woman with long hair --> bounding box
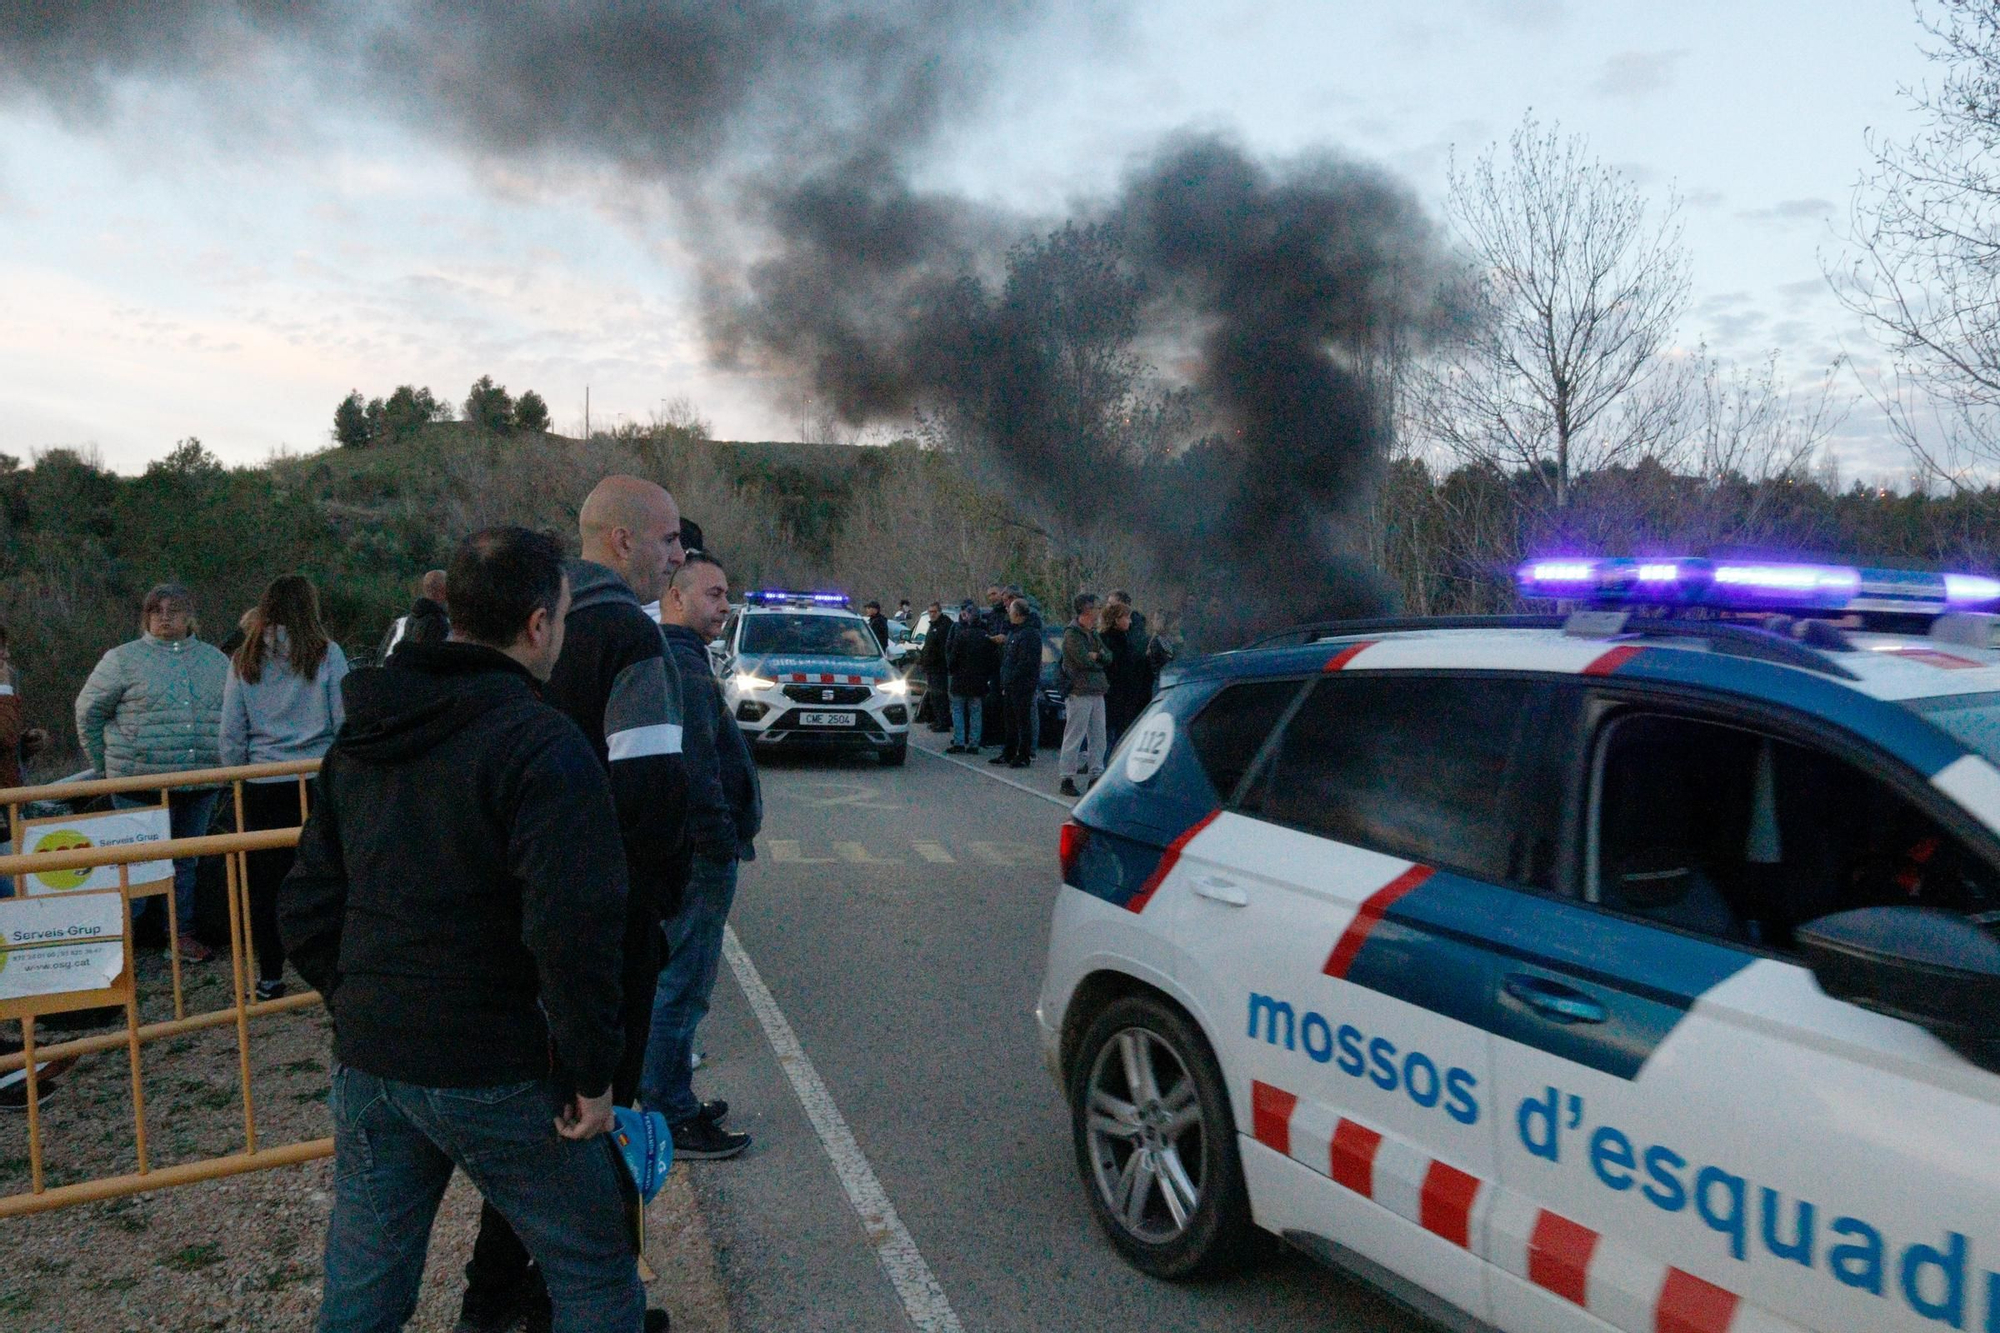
[221,574,348,1000]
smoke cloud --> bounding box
[1,2,1455,644]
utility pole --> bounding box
[584,386,591,440]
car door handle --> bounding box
[1503,974,1607,1025]
[1191,875,1249,906]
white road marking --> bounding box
[910,736,1076,809]
[721,927,966,1333]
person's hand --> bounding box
[556,1086,615,1140]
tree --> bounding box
[1837,1,2000,481]
[512,389,550,433]
[463,375,515,434]
[1418,114,1692,507]
[333,390,373,448]
[383,385,449,443]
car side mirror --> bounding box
[1798,907,2000,1070]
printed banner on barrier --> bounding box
[0,892,125,1001]
[19,805,173,895]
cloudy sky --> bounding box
[0,2,1938,475]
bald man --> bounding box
[458,475,688,1333]
[377,568,450,663]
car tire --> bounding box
[1068,993,1259,1279]
[879,738,909,767]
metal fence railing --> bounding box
[0,760,329,1217]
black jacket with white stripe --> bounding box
[547,559,690,928]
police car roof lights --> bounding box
[744,589,851,607]
[1517,556,2000,616]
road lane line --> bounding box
[910,738,1075,810]
[721,926,966,1333]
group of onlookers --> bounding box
[903,583,1172,793]
[1,476,769,1328]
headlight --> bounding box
[733,673,777,692]
[878,676,911,696]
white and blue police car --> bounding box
[1038,556,2000,1333]
[714,590,912,766]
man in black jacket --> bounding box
[995,598,1043,768]
[643,554,760,1159]
[281,527,647,1333]
[459,475,691,1331]
[944,601,992,753]
[377,569,449,663]
[918,600,951,730]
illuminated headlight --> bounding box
[733,673,777,692]
[878,677,911,696]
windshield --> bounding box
[740,613,882,659]
[1906,691,2000,765]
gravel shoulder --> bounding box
[0,949,731,1332]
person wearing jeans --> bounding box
[322,1067,640,1333]
[112,787,220,946]
[220,574,348,1002]
[281,528,653,1333]
[647,554,761,1159]
[944,601,992,754]
[1058,593,1112,799]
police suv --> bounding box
[1038,556,2000,1333]
[715,590,912,766]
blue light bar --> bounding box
[745,589,851,606]
[1515,556,2000,614]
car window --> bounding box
[739,613,882,658]
[1251,674,1566,889]
[1185,680,1305,804]
[1904,691,2000,766]
[1591,712,2000,950]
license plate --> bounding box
[799,712,857,727]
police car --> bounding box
[715,590,912,766]
[1037,556,2000,1333]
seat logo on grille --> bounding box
[822,689,835,701]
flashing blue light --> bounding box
[746,589,852,606]
[1946,573,2000,606]
[1515,555,1993,614]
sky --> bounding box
[0,1,1941,477]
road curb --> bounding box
[908,734,1077,810]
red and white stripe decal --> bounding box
[1123,809,1221,915]
[1322,864,1434,977]
[1582,644,1645,676]
[1323,640,1377,671]
[782,673,870,685]
[1248,1088,1801,1333]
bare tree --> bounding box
[1418,114,1692,507]
[1835,0,2000,483]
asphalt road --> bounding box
[685,732,1430,1332]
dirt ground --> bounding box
[0,950,732,1332]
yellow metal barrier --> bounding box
[0,761,330,1218]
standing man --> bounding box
[281,527,647,1333]
[1106,589,1147,643]
[645,554,759,1159]
[944,601,992,754]
[919,600,951,731]
[863,601,891,655]
[1058,593,1112,798]
[458,475,689,1332]
[378,569,449,663]
[995,598,1043,769]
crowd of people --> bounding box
[895,583,1172,796]
[0,474,771,1331]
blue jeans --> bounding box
[950,695,983,749]
[640,853,738,1124]
[320,1065,642,1333]
[115,788,219,936]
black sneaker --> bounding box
[1059,778,1081,797]
[989,752,1013,765]
[671,1116,750,1160]
[697,1098,729,1124]
[645,1311,671,1332]
[0,1072,59,1112]
[255,979,287,1002]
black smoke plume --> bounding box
[1,3,1454,645]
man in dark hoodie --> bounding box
[377,568,449,663]
[280,527,646,1333]
[458,475,691,1331]
[643,553,760,1159]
